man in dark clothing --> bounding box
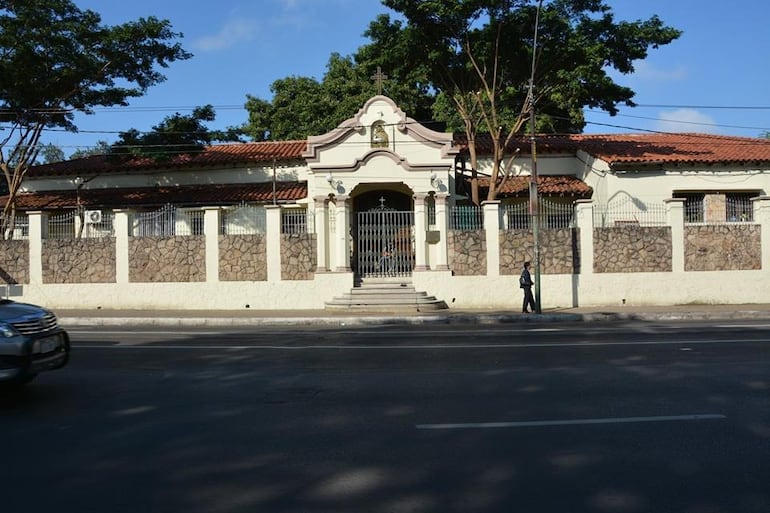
[520,261,536,313]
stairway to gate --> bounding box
[325,278,448,311]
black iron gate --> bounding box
[355,206,414,278]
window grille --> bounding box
[679,194,704,223]
[726,194,754,222]
[281,208,314,234]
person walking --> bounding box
[520,261,536,313]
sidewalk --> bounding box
[54,303,770,327]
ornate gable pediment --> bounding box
[302,95,457,170]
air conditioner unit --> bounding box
[85,210,102,224]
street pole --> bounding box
[528,0,543,314]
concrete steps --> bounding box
[325,279,448,311]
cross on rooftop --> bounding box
[371,66,388,95]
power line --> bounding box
[633,104,770,110]
[584,109,770,132]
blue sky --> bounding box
[45,0,770,155]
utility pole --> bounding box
[528,0,544,314]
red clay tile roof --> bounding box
[29,140,309,177]
[460,133,770,167]
[30,133,770,179]
[462,175,592,198]
[8,182,307,210]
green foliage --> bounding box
[376,0,680,134]
[0,0,191,130]
[110,105,243,160]
[69,140,112,159]
[0,0,191,222]
[365,0,680,202]
[242,53,435,141]
[39,144,65,164]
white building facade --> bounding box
[3,96,770,310]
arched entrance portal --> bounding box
[352,189,414,279]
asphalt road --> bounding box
[2,320,769,513]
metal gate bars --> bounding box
[355,208,414,278]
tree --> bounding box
[0,0,191,235]
[110,105,243,160]
[69,140,112,160]
[39,144,66,164]
[242,52,435,141]
[365,0,681,203]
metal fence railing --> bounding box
[449,205,483,230]
[131,205,203,237]
[1,213,29,240]
[81,211,115,238]
[683,195,755,225]
[45,210,114,239]
[221,203,266,235]
[46,211,77,239]
[593,201,668,228]
[502,200,576,230]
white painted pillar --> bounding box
[27,211,44,285]
[265,205,282,281]
[575,200,594,275]
[313,195,329,272]
[482,201,501,277]
[203,207,220,282]
[413,193,428,271]
[113,209,130,284]
[434,193,449,271]
[665,198,685,272]
[334,195,351,272]
[753,195,770,271]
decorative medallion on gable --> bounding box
[371,121,389,149]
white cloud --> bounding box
[632,60,688,82]
[193,18,259,52]
[655,109,718,133]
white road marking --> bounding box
[416,414,726,430]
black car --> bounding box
[0,300,70,386]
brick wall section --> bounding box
[594,227,672,273]
[685,224,761,271]
[42,239,116,283]
[281,234,316,280]
[448,230,486,276]
[219,234,267,281]
[0,240,29,284]
[129,236,205,282]
[500,229,579,275]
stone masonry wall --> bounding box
[219,234,267,281]
[684,224,761,271]
[448,230,486,276]
[594,227,672,273]
[42,239,116,283]
[500,229,579,275]
[281,233,317,280]
[129,236,205,282]
[0,240,29,284]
